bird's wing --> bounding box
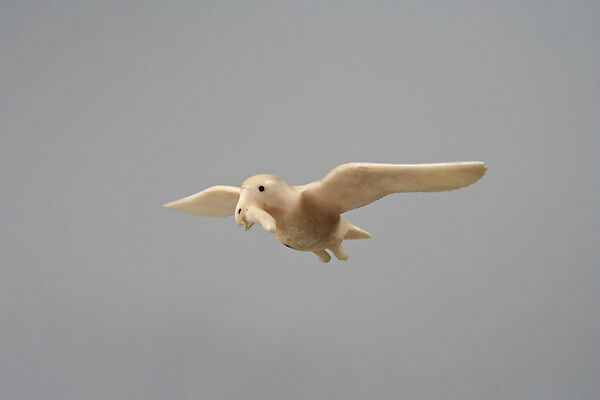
[163,185,240,217]
[302,162,487,213]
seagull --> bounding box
[164,161,487,262]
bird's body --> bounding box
[237,175,369,259]
[268,191,369,259]
[269,195,340,252]
[165,162,487,262]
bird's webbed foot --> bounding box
[313,250,331,263]
[329,242,348,261]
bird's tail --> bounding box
[338,217,372,240]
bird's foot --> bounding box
[330,242,348,261]
[313,250,331,263]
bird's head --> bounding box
[235,174,296,232]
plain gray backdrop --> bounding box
[1,1,598,399]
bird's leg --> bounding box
[329,241,348,261]
[313,249,331,263]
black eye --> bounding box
[258,185,265,192]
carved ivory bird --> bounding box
[164,162,487,262]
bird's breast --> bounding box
[273,210,340,251]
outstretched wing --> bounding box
[163,185,240,217]
[303,162,487,214]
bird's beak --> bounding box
[235,207,255,231]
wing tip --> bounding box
[464,161,487,188]
[442,161,488,191]
[163,199,186,212]
[478,161,488,179]
[465,161,487,185]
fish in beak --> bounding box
[235,206,276,233]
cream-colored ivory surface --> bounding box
[165,161,487,262]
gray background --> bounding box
[1,1,598,399]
